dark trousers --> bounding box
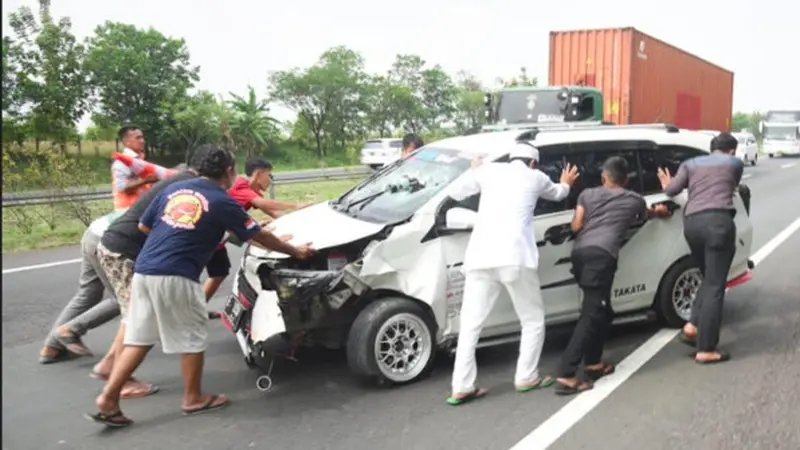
[683,210,736,352]
[558,246,617,378]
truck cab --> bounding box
[480,86,604,132]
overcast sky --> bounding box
[3,0,797,130]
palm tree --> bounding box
[228,86,279,157]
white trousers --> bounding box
[451,266,546,394]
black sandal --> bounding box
[555,380,593,396]
[585,363,615,381]
[182,394,229,415]
[85,410,133,428]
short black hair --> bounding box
[117,125,140,141]
[192,144,236,179]
[402,133,424,150]
[602,156,629,184]
[245,157,273,176]
[711,132,738,152]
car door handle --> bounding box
[538,224,574,247]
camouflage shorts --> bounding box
[96,242,135,319]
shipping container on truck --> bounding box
[548,27,734,131]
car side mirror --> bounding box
[444,207,477,231]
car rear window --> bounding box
[389,140,403,148]
[363,141,386,149]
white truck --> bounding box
[760,110,800,157]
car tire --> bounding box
[751,154,757,166]
[768,153,774,158]
[346,297,437,386]
[654,257,702,328]
[369,164,382,171]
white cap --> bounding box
[509,143,540,162]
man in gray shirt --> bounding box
[657,132,744,365]
[555,156,670,395]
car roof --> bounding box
[430,125,713,159]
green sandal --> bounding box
[446,388,488,406]
[515,376,555,393]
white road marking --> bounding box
[2,258,82,275]
[780,163,796,169]
[509,216,800,450]
[742,173,752,179]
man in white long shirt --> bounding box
[445,143,579,405]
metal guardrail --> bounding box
[2,166,370,207]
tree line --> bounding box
[2,1,766,165]
[1,0,539,162]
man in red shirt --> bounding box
[204,157,311,303]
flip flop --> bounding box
[182,395,229,416]
[515,376,555,393]
[84,410,133,428]
[695,350,731,365]
[584,363,615,381]
[446,388,488,406]
[121,383,160,400]
[554,380,593,396]
[53,332,93,357]
[39,350,71,365]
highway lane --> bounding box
[2,156,799,450]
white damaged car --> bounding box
[221,123,755,390]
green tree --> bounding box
[732,112,750,132]
[453,71,486,134]
[387,54,457,133]
[269,46,368,157]
[496,67,538,88]
[228,86,279,157]
[83,122,117,141]
[8,0,90,148]
[84,22,199,155]
[160,90,224,159]
[2,36,20,115]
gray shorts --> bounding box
[124,274,208,354]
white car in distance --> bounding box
[732,131,758,166]
[224,123,756,390]
[360,138,403,170]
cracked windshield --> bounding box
[333,148,474,223]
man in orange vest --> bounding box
[112,126,157,211]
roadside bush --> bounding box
[3,145,102,232]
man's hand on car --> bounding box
[560,163,580,186]
[293,243,315,260]
[656,167,672,190]
[650,203,672,218]
[143,173,160,184]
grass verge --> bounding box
[2,178,361,253]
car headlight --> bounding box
[266,269,343,303]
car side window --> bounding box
[566,143,644,208]
[534,145,572,216]
[640,145,707,195]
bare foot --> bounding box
[120,379,160,399]
[682,323,697,338]
[39,346,61,359]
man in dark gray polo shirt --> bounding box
[658,132,744,365]
[555,156,670,395]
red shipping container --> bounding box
[548,27,734,131]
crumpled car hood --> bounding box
[249,202,385,258]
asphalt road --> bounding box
[3,157,799,450]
